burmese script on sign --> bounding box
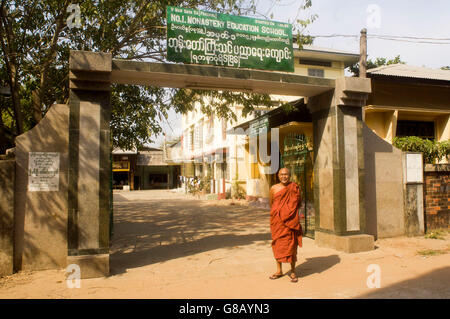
[166,6,294,72]
[28,152,60,191]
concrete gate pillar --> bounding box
[308,77,374,253]
[67,51,112,278]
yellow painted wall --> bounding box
[436,115,450,142]
[294,61,345,79]
[436,115,450,163]
[364,112,388,140]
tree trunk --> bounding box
[32,90,43,123]
[9,63,23,135]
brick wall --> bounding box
[424,164,450,231]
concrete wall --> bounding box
[0,160,14,277]
[404,183,424,236]
[363,123,405,239]
[14,104,69,271]
[436,115,450,142]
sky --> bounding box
[148,0,450,147]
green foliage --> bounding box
[199,175,211,193]
[424,229,447,240]
[231,178,246,200]
[393,136,450,164]
[292,0,317,47]
[348,55,405,77]
[186,177,200,195]
[438,140,450,162]
[417,249,447,256]
[0,0,316,153]
[441,66,450,70]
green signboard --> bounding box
[166,6,294,72]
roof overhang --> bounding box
[294,46,359,67]
[228,98,311,135]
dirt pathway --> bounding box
[0,190,449,298]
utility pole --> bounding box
[359,28,367,78]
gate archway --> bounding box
[12,50,374,278]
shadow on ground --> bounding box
[296,255,341,278]
[110,232,271,275]
[356,266,450,298]
[110,195,271,275]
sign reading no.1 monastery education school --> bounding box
[167,6,294,72]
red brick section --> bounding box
[424,166,450,231]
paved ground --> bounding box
[0,189,449,298]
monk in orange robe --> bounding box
[269,168,302,282]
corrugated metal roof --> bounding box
[367,64,450,82]
[228,98,311,134]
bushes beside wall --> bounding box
[393,137,449,231]
[393,136,450,164]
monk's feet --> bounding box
[269,272,283,280]
[289,272,298,283]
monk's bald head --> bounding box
[278,168,290,176]
[278,167,291,185]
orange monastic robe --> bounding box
[270,182,302,263]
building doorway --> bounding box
[281,133,315,238]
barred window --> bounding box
[194,122,203,150]
[396,120,435,140]
[183,130,188,152]
[189,129,194,151]
[308,68,324,78]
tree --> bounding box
[347,55,405,77]
[441,66,450,70]
[0,0,316,153]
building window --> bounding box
[183,130,188,151]
[205,115,214,144]
[396,120,435,140]
[189,129,194,151]
[194,123,203,150]
[300,59,332,67]
[308,68,325,77]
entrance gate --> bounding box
[281,133,315,238]
[4,50,374,278]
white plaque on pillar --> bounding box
[405,153,423,184]
[28,152,60,191]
